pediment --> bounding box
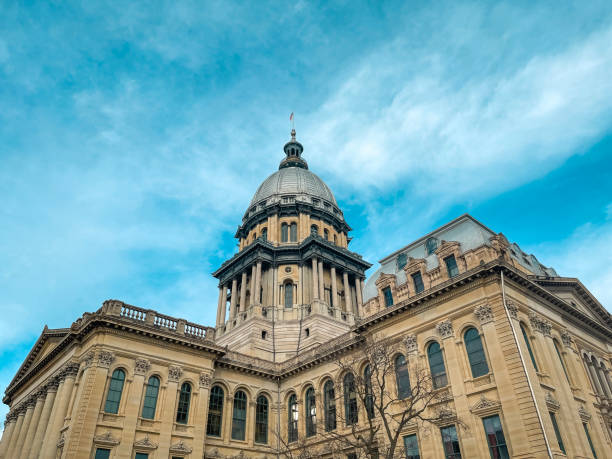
[470,396,501,416]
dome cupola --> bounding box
[279,129,308,170]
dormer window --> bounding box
[444,255,459,278]
[411,272,424,293]
[397,253,407,270]
[382,287,394,307]
[425,237,438,255]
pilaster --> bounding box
[29,383,58,459]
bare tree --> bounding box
[275,335,461,459]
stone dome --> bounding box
[250,166,338,207]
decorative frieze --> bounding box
[436,319,454,339]
[474,304,494,324]
[560,330,573,347]
[134,358,151,375]
[505,300,518,319]
[168,366,183,382]
[98,351,115,368]
[403,334,417,354]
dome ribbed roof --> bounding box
[250,166,337,207]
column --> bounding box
[343,272,353,314]
[330,267,338,308]
[255,262,262,305]
[216,285,225,328]
[311,258,319,300]
[273,268,278,307]
[318,261,325,301]
[355,277,363,309]
[229,278,238,321]
[22,391,46,459]
[596,365,612,398]
[29,383,58,459]
[158,369,180,456]
[250,264,257,307]
[115,361,148,457]
[0,415,17,459]
[239,271,248,313]
[297,265,303,305]
[41,369,76,459]
[586,359,605,396]
[192,373,213,458]
[247,400,256,447]
[5,410,24,459]
[13,401,35,457]
[605,369,612,398]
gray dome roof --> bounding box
[250,166,338,207]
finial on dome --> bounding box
[291,128,296,141]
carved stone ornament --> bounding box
[436,319,454,339]
[94,430,120,447]
[474,304,494,324]
[170,440,193,454]
[539,319,552,336]
[98,351,115,368]
[134,358,151,375]
[56,433,65,448]
[168,366,183,382]
[470,395,501,416]
[560,330,573,347]
[404,334,417,353]
[578,405,591,422]
[205,448,221,458]
[505,300,518,319]
[529,313,552,336]
[134,435,158,450]
[81,351,95,368]
[199,371,213,388]
[545,392,560,412]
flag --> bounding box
[289,112,294,121]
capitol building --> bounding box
[1,131,611,459]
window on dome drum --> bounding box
[395,354,411,399]
[324,380,336,431]
[324,229,329,240]
[135,454,148,459]
[176,382,191,424]
[383,287,393,307]
[520,323,539,372]
[397,252,407,269]
[231,390,247,440]
[261,227,267,241]
[482,415,509,459]
[290,222,297,242]
[464,328,489,378]
[141,375,160,419]
[426,237,438,255]
[427,342,448,389]
[255,395,268,444]
[288,394,298,443]
[94,449,111,459]
[364,365,374,419]
[549,412,566,454]
[411,272,424,294]
[284,282,293,308]
[553,339,570,383]
[305,387,317,437]
[403,434,420,459]
[104,368,125,414]
[311,224,318,235]
[206,386,224,437]
[440,425,462,459]
[583,423,598,459]
[444,255,459,278]
[333,234,337,245]
[343,372,358,425]
[281,223,288,242]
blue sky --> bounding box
[1,0,612,426]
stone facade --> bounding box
[1,133,611,459]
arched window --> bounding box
[231,390,247,440]
[284,281,293,308]
[323,380,336,431]
[206,386,224,437]
[553,339,570,383]
[364,365,374,419]
[343,373,358,425]
[305,387,316,437]
[261,227,267,241]
[290,222,297,242]
[333,234,337,245]
[311,225,318,236]
[104,369,125,414]
[288,394,298,443]
[281,223,288,242]
[520,323,539,372]
[425,237,438,255]
[176,382,191,424]
[141,376,160,419]
[464,328,489,378]
[395,354,411,399]
[255,395,268,444]
[427,342,447,389]
[324,229,329,240]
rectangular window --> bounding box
[440,425,462,459]
[403,434,420,459]
[411,272,424,294]
[482,415,509,459]
[135,454,148,459]
[383,287,394,307]
[444,255,459,278]
[94,449,111,459]
[583,423,598,459]
[549,412,565,454]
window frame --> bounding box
[289,222,297,242]
[141,375,160,419]
[231,390,247,441]
[284,281,293,309]
[206,385,224,437]
[104,368,126,414]
[323,379,336,432]
[552,338,570,383]
[382,287,394,307]
[255,395,269,444]
[288,394,298,443]
[343,373,358,426]
[464,327,489,378]
[444,255,459,278]
[364,365,374,419]
[394,354,411,399]
[427,342,448,389]
[403,433,420,459]
[549,411,566,454]
[411,271,424,294]
[520,323,539,372]
[440,425,462,459]
[175,382,192,425]
[482,414,509,459]
[305,387,317,437]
